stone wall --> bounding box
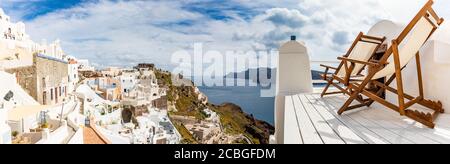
[5,66,37,99]
[5,54,69,105]
[152,96,168,110]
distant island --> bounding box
[224,67,324,84]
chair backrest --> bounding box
[372,0,443,80]
[336,33,384,77]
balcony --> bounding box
[275,49,450,144]
[273,26,450,144]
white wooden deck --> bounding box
[284,93,450,144]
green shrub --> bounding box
[41,122,49,129]
[11,131,19,137]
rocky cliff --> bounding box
[155,69,274,144]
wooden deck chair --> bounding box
[337,0,445,128]
[320,33,386,97]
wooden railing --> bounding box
[88,119,112,144]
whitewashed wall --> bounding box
[0,109,12,144]
[67,128,83,144]
[36,120,69,144]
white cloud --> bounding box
[2,0,449,71]
[263,8,310,28]
[23,0,208,69]
[243,0,391,61]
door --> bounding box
[55,87,58,103]
[43,91,47,105]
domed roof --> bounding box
[279,40,307,54]
[368,20,405,44]
[368,19,450,45]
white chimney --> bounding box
[273,36,312,144]
[276,36,312,95]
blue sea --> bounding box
[195,77,325,126]
[196,78,275,125]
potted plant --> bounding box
[11,131,19,139]
[41,122,49,129]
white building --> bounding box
[102,67,121,77]
[0,9,29,42]
[139,70,159,97]
[0,9,34,69]
[67,57,79,93]
[120,77,136,94]
[0,8,66,64]
[77,59,95,72]
[0,103,12,144]
[120,69,139,94]
[0,9,66,54]
[33,39,66,60]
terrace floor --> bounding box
[284,92,450,144]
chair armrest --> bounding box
[320,64,337,80]
[337,57,380,66]
[369,59,389,65]
[320,64,338,70]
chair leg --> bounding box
[366,72,398,107]
[416,52,425,98]
[338,91,359,115]
[321,79,333,97]
[338,66,380,115]
[392,40,406,116]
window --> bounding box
[50,89,53,100]
[55,88,58,103]
[42,78,46,88]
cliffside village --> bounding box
[0,8,230,144]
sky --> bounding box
[1,0,449,71]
